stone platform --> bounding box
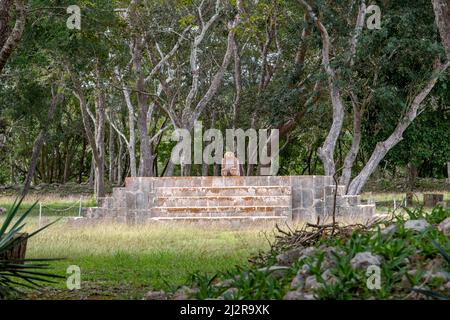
[87,176,375,225]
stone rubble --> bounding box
[144,290,168,300]
[350,252,382,270]
[276,247,304,266]
[437,217,450,236]
[404,219,430,232]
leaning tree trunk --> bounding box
[347,61,450,195]
[22,91,64,197]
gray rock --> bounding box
[404,219,430,232]
[326,246,345,257]
[0,207,6,215]
[172,292,190,300]
[321,247,343,269]
[221,287,238,299]
[283,291,315,300]
[172,286,198,300]
[299,263,311,275]
[298,247,316,262]
[321,269,338,285]
[276,247,304,266]
[381,224,397,237]
[437,217,450,236]
[290,272,305,290]
[350,252,382,270]
[305,275,324,291]
[219,278,235,287]
[145,290,167,300]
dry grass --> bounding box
[361,191,450,203]
[0,194,93,205]
[14,218,275,299]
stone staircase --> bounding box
[149,185,292,222]
[86,176,375,225]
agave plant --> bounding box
[0,197,64,299]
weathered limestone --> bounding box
[87,176,375,224]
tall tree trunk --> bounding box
[407,162,418,191]
[109,120,115,183]
[0,0,27,74]
[88,157,94,188]
[78,137,86,184]
[22,91,64,197]
[447,161,450,184]
[117,136,123,185]
[246,115,256,176]
[10,154,15,184]
[94,81,106,198]
[301,0,345,177]
[114,66,137,177]
[63,142,72,184]
[73,71,106,199]
[432,0,450,61]
[339,94,363,190]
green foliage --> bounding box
[0,0,448,187]
[186,205,450,300]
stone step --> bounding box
[155,186,292,197]
[154,195,291,207]
[324,185,346,197]
[150,215,286,220]
[150,205,291,217]
[333,204,376,218]
[141,215,288,226]
[147,211,289,218]
[325,194,360,207]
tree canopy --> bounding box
[0,0,448,197]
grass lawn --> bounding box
[18,218,272,300]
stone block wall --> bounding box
[87,176,375,224]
